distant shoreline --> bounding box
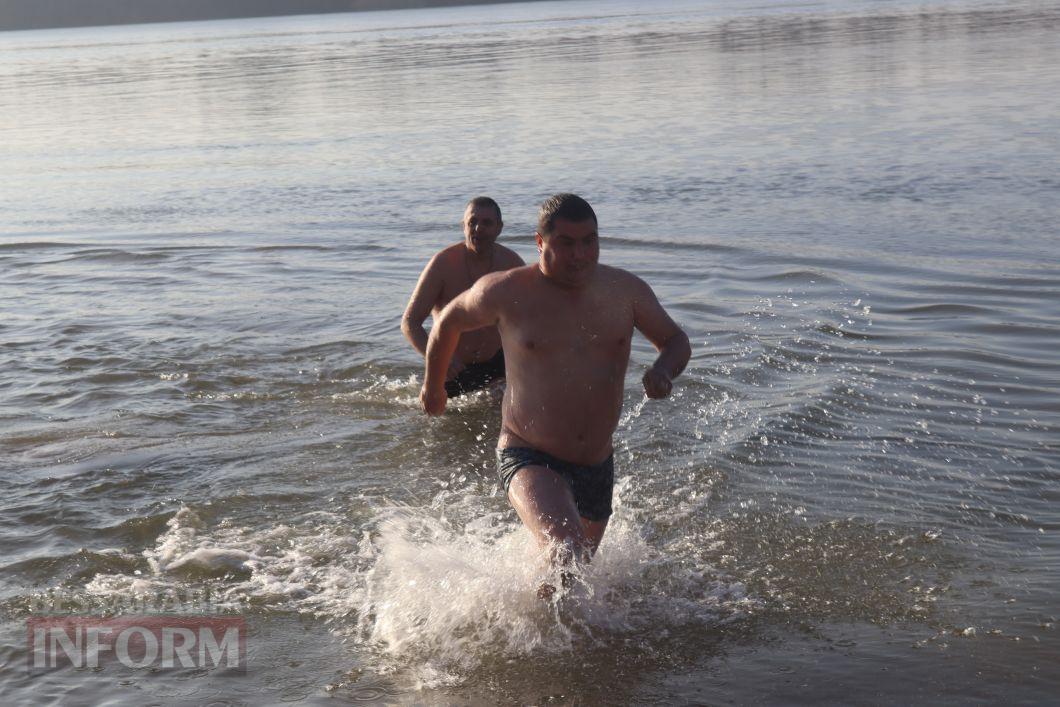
[0,0,552,32]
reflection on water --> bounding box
[1,0,1058,703]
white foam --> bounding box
[331,372,504,411]
[166,548,256,575]
[79,486,752,687]
[343,486,752,686]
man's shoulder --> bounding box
[479,262,536,290]
[493,242,525,267]
[596,264,644,289]
[423,243,465,275]
[593,265,654,308]
[433,242,466,262]
[469,264,536,311]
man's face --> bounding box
[536,217,599,288]
[463,203,502,255]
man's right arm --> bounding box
[420,275,503,415]
[401,256,444,357]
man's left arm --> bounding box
[420,274,504,415]
[632,276,691,399]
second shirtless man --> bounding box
[402,196,524,397]
[420,193,691,568]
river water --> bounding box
[1,0,1058,703]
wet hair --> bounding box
[537,193,597,237]
[466,195,502,224]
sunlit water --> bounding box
[1,0,1058,703]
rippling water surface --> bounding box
[1,0,1058,703]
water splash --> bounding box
[74,485,751,689]
[350,495,751,688]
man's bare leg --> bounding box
[581,518,609,557]
[507,465,590,565]
[507,465,611,600]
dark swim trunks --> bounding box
[445,350,505,398]
[496,447,614,522]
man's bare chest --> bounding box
[506,296,633,356]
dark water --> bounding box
[1,0,1058,703]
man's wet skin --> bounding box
[402,199,524,378]
[420,195,690,579]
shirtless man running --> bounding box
[402,196,525,397]
[420,193,691,568]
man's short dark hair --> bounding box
[466,195,502,224]
[537,193,597,237]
